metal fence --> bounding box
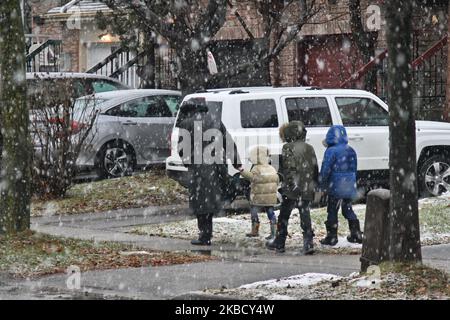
[26,39,62,73]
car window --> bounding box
[91,80,126,93]
[335,97,389,127]
[285,97,332,127]
[176,99,222,128]
[240,99,278,128]
[105,96,172,118]
[27,78,88,109]
[162,95,181,115]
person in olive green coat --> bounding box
[266,121,319,254]
[239,146,279,239]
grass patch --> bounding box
[380,262,450,297]
[0,231,213,278]
[31,168,188,216]
[419,204,450,235]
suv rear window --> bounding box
[176,100,223,128]
[240,99,278,128]
[285,97,332,127]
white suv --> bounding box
[166,87,450,198]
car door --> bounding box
[332,96,390,171]
[113,95,176,163]
[234,98,283,170]
[281,96,338,166]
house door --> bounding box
[297,34,365,88]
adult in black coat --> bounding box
[177,102,229,245]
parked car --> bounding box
[73,89,181,178]
[27,72,129,107]
[166,87,450,198]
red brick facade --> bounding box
[30,1,450,120]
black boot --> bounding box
[320,221,338,246]
[302,230,315,255]
[266,221,287,253]
[191,214,212,246]
[265,237,285,253]
[347,219,363,244]
[299,200,314,255]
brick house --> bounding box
[26,0,450,121]
[27,0,120,72]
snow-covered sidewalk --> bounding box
[131,194,450,253]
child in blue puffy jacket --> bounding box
[319,125,363,246]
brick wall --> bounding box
[29,0,63,21]
[39,19,80,72]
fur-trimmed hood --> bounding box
[279,121,307,143]
[249,146,270,165]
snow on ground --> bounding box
[419,192,450,207]
[131,206,363,254]
[239,273,342,289]
[131,194,449,252]
[203,270,448,300]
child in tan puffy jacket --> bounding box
[239,146,279,239]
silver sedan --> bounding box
[75,89,181,178]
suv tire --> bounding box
[419,154,450,197]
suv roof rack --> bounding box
[229,89,249,94]
[306,86,322,90]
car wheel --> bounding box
[419,155,450,197]
[96,140,135,179]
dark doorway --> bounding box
[297,34,365,88]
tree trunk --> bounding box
[348,0,378,92]
[0,0,32,235]
[178,48,210,96]
[385,0,422,262]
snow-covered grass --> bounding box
[204,263,450,300]
[131,207,364,254]
[31,169,188,217]
[131,193,450,252]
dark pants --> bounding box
[278,196,313,242]
[326,196,358,224]
[197,213,213,241]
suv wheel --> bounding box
[419,155,450,197]
[97,140,135,179]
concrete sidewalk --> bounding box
[4,244,449,300]
[2,206,444,300]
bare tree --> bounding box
[98,0,319,94]
[30,77,98,199]
[99,0,228,95]
[385,0,422,262]
[0,0,32,235]
[243,0,320,86]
